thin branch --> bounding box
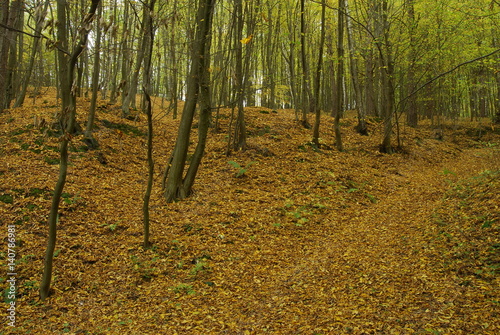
[0,22,71,56]
[398,47,500,110]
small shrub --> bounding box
[228,160,257,178]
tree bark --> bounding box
[0,0,11,112]
[163,0,215,202]
[299,0,311,128]
[346,0,367,135]
[312,0,326,146]
[40,0,100,301]
[334,0,345,151]
[84,0,103,147]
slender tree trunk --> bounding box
[312,0,326,146]
[14,0,50,107]
[5,0,22,108]
[170,0,179,119]
[299,0,311,128]
[84,1,102,147]
[376,0,394,153]
[122,1,149,116]
[334,0,345,151]
[142,88,153,249]
[40,0,100,301]
[406,0,418,127]
[346,0,367,135]
[233,0,247,150]
[0,0,11,111]
[120,0,130,106]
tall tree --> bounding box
[334,0,345,151]
[311,0,326,146]
[346,0,367,135]
[299,0,311,128]
[405,0,418,127]
[163,0,215,202]
[84,0,103,148]
[0,0,11,112]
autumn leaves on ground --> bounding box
[1,90,499,334]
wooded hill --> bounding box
[0,90,499,334]
[0,0,500,333]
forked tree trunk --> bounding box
[163,0,215,203]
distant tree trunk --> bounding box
[40,0,100,301]
[108,0,119,103]
[406,0,418,127]
[56,0,70,110]
[376,0,394,153]
[84,0,102,147]
[299,0,311,128]
[312,0,326,146]
[0,0,12,112]
[14,0,50,107]
[346,0,367,135]
[120,0,130,106]
[122,1,150,116]
[233,0,247,150]
[140,0,156,112]
[170,0,179,119]
[163,0,215,203]
[5,0,23,108]
[334,0,345,151]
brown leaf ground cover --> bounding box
[0,90,499,334]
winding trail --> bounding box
[220,146,499,334]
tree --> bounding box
[84,0,103,148]
[299,0,311,128]
[0,0,11,112]
[311,0,326,147]
[40,0,100,301]
[334,0,345,151]
[14,0,50,108]
[163,0,215,203]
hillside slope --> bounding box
[1,93,499,334]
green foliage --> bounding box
[61,192,81,205]
[44,156,60,165]
[172,283,195,295]
[0,193,13,204]
[228,160,256,178]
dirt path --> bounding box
[212,146,499,334]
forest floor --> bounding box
[0,89,499,334]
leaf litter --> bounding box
[0,90,499,334]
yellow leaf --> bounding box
[240,34,253,44]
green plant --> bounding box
[228,160,256,178]
[172,283,195,295]
[0,193,13,204]
[44,156,60,165]
[62,192,81,205]
[190,261,208,276]
[100,221,119,232]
